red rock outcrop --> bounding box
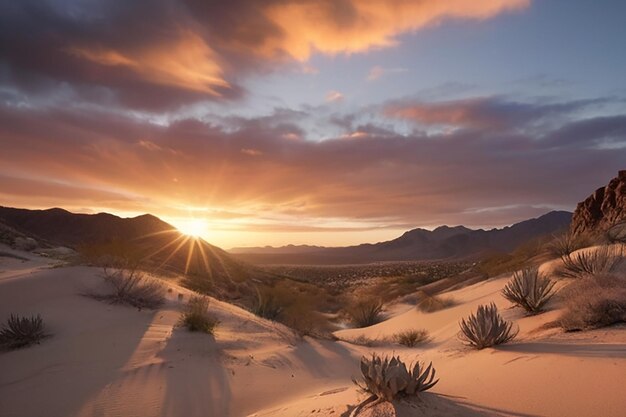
[570,170,626,237]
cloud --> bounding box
[367,66,408,81]
[326,90,345,102]
[383,96,608,130]
[0,0,530,111]
[0,96,624,232]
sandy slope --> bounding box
[1,248,625,417]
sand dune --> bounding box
[1,246,625,417]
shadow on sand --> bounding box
[342,393,543,417]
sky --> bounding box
[1,0,626,248]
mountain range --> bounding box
[230,211,573,265]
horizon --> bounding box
[1,0,625,248]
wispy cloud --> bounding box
[325,91,345,103]
[367,66,408,81]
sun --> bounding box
[176,218,208,238]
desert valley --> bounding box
[1,1,626,416]
[1,171,626,417]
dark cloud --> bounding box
[0,0,529,111]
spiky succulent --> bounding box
[458,303,518,349]
[0,314,47,349]
[502,267,557,314]
[352,354,438,402]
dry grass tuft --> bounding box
[92,268,166,309]
[179,296,219,334]
[346,297,384,328]
[0,314,47,350]
[502,267,557,314]
[393,329,430,347]
[559,273,626,331]
[547,232,591,258]
[458,303,518,349]
[416,292,456,313]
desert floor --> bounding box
[1,246,625,417]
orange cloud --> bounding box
[67,31,229,96]
[263,0,530,60]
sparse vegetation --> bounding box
[251,286,286,320]
[502,267,557,314]
[336,334,387,347]
[559,273,626,331]
[416,292,456,313]
[179,296,219,334]
[346,297,384,327]
[458,303,518,349]
[92,268,166,309]
[394,329,429,347]
[0,314,47,350]
[556,245,623,279]
[547,232,591,258]
[351,354,438,414]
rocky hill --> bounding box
[570,170,626,237]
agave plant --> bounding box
[352,354,438,402]
[0,314,47,350]
[458,303,518,349]
[557,245,623,279]
[502,267,557,314]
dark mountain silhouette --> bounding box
[0,206,262,299]
[231,211,572,265]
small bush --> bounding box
[179,296,219,334]
[458,303,518,349]
[0,314,47,350]
[559,273,626,331]
[337,334,384,347]
[502,267,557,314]
[353,354,438,404]
[416,292,456,313]
[394,329,429,347]
[547,232,591,258]
[556,245,623,279]
[94,268,166,309]
[346,297,384,328]
[251,286,286,320]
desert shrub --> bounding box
[94,268,166,309]
[352,354,438,408]
[394,329,429,347]
[179,296,219,334]
[458,303,518,349]
[346,297,384,328]
[336,334,386,347]
[547,232,591,258]
[556,245,623,279]
[251,286,286,320]
[416,292,456,313]
[559,273,626,331]
[0,314,47,350]
[502,267,557,314]
[280,302,329,337]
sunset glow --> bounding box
[0,1,625,248]
[174,218,209,238]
